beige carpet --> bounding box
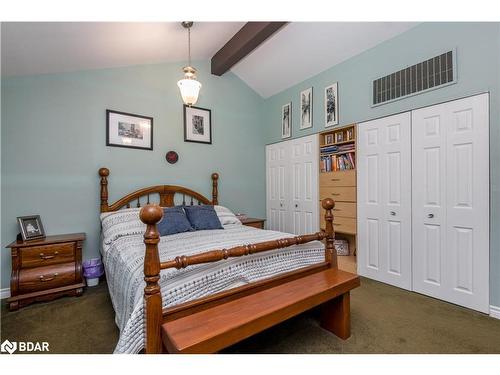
[1,277,499,354]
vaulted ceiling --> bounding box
[1,22,418,98]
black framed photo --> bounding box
[17,215,45,241]
[106,109,153,150]
[281,102,291,139]
[183,105,212,144]
[300,87,313,129]
[325,82,339,127]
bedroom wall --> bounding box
[1,61,266,290]
[262,22,500,307]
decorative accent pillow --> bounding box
[184,205,224,231]
[157,207,193,236]
[214,205,242,226]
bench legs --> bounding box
[320,291,351,340]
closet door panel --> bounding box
[412,109,447,296]
[445,94,489,312]
[357,113,412,289]
[266,143,289,232]
[290,135,319,235]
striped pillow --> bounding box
[214,205,242,226]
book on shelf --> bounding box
[321,151,356,172]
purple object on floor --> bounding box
[83,258,104,278]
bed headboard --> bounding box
[98,167,219,213]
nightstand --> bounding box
[240,218,266,229]
[6,233,86,311]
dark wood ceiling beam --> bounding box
[211,22,288,76]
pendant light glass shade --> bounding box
[178,22,201,106]
[177,66,201,106]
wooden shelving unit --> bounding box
[319,124,357,257]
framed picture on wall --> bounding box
[106,110,153,150]
[281,102,292,139]
[300,87,313,129]
[17,215,45,241]
[184,105,212,144]
[324,82,339,127]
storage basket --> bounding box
[334,239,349,256]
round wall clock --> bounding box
[165,151,179,164]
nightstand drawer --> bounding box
[21,242,75,268]
[18,263,76,293]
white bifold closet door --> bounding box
[412,93,489,313]
[266,134,319,234]
[357,112,412,290]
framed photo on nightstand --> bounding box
[17,215,46,241]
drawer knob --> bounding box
[331,178,340,181]
[39,273,58,282]
[39,251,59,260]
[331,193,340,196]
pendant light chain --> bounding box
[188,26,191,67]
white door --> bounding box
[290,135,319,235]
[357,113,412,290]
[412,93,489,313]
[266,142,289,232]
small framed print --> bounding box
[281,102,292,139]
[300,87,313,129]
[325,82,339,127]
[325,134,334,144]
[17,215,45,241]
[335,132,344,143]
[106,110,153,151]
[184,105,212,144]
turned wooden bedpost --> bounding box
[322,198,337,269]
[140,204,164,354]
[99,167,110,213]
[211,173,219,205]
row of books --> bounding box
[320,145,338,154]
[336,143,355,153]
[320,152,356,172]
[320,143,354,155]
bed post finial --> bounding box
[99,167,110,212]
[140,204,164,354]
[211,172,219,205]
[322,198,337,269]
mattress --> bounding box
[100,208,325,353]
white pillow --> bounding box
[213,205,242,226]
[100,208,145,244]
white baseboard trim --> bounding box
[490,305,500,320]
[0,287,11,299]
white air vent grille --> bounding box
[372,50,455,106]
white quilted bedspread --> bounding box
[100,208,325,353]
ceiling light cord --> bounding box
[188,26,191,67]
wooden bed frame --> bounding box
[99,167,360,354]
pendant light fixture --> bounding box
[177,21,201,106]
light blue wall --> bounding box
[1,61,266,289]
[262,22,500,306]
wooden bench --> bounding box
[161,268,360,354]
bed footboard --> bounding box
[139,198,337,354]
